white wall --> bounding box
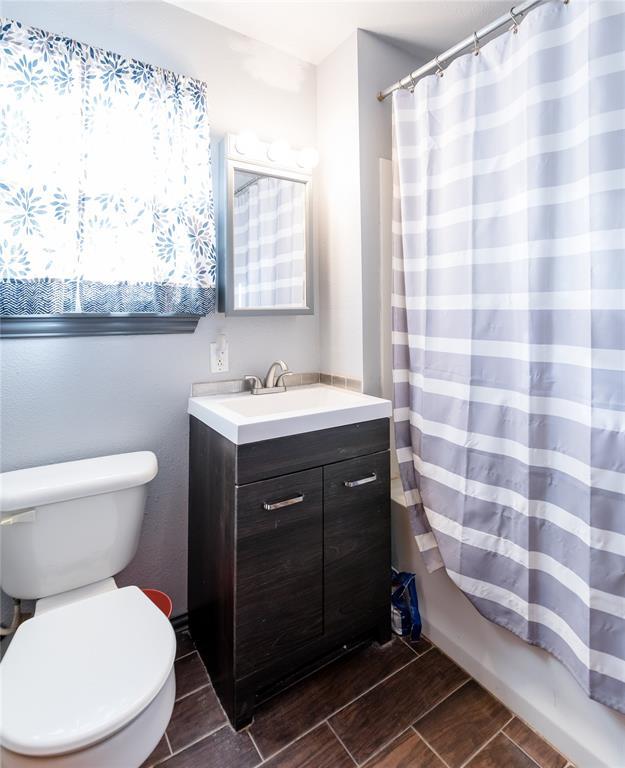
[0,0,319,617]
[316,33,363,382]
[356,31,422,396]
[316,31,422,388]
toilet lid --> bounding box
[0,586,176,756]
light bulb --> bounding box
[297,147,319,170]
[267,140,290,164]
[234,131,258,156]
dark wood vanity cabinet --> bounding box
[188,417,391,729]
[236,467,324,677]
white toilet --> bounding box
[0,451,176,768]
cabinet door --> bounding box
[235,468,323,677]
[324,451,390,635]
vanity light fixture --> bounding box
[296,147,320,170]
[225,133,318,175]
[234,130,259,156]
[267,139,291,164]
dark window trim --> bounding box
[0,314,202,339]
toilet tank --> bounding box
[0,452,158,600]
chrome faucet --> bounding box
[244,360,293,395]
[264,360,289,388]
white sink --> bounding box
[188,384,392,445]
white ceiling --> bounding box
[166,1,512,66]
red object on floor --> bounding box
[142,588,173,618]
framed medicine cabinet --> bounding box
[217,134,314,316]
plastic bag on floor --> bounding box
[391,568,422,640]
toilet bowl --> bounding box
[0,452,175,767]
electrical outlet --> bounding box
[210,341,229,373]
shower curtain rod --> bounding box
[377,0,551,101]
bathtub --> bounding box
[391,478,625,768]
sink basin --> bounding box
[188,384,392,444]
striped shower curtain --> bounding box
[392,0,625,712]
[233,176,306,309]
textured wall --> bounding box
[1,0,319,617]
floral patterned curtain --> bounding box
[0,19,216,315]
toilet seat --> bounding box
[0,586,175,757]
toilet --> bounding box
[0,452,176,768]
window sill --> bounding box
[0,314,202,338]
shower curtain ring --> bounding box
[509,7,521,33]
[435,56,445,77]
[408,72,417,93]
[473,32,480,55]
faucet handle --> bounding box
[244,375,262,392]
[275,371,295,388]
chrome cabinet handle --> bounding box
[263,494,305,511]
[343,473,377,488]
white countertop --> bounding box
[188,384,392,445]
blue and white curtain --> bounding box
[392,0,625,712]
[233,176,306,309]
[0,19,216,315]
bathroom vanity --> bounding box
[187,384,392,729]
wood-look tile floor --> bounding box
[143,630,575,768]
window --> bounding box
[0,19,216,336]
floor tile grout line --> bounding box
[166,723,230,759]
[246,679,564,768]
[457,717,516,768]
[194,653,232,727]
[252,708,351,765]
[500,728,544,768]
[413,644,434,661]
[247,639,389,716]
[458,728,505,768]
[411,676,471,731]
[329,669,470,767]
[164,649,238,762]
[357,726,425,768]
[181,635,426,762]
[400,635,433,658]
[149,733,175,768]
[169,638,420,764]
[251,716,333,764]
[169,636,562,768]
[411,725,453,768]
[248,658,418,768]
[174,650,195,662]
[195,644,352,768]
[173,681,211,704]
[164,732,173,756]
[158,637,567,768]
[325,655,419,721]
[325,719,359,766]
[251,720,354,767]
[252,649,422,762]
[503,715,573,767]
[252,656,468,768]
[246,728,266,766]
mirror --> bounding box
[233,170,307,311]
[218,149,313,316]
